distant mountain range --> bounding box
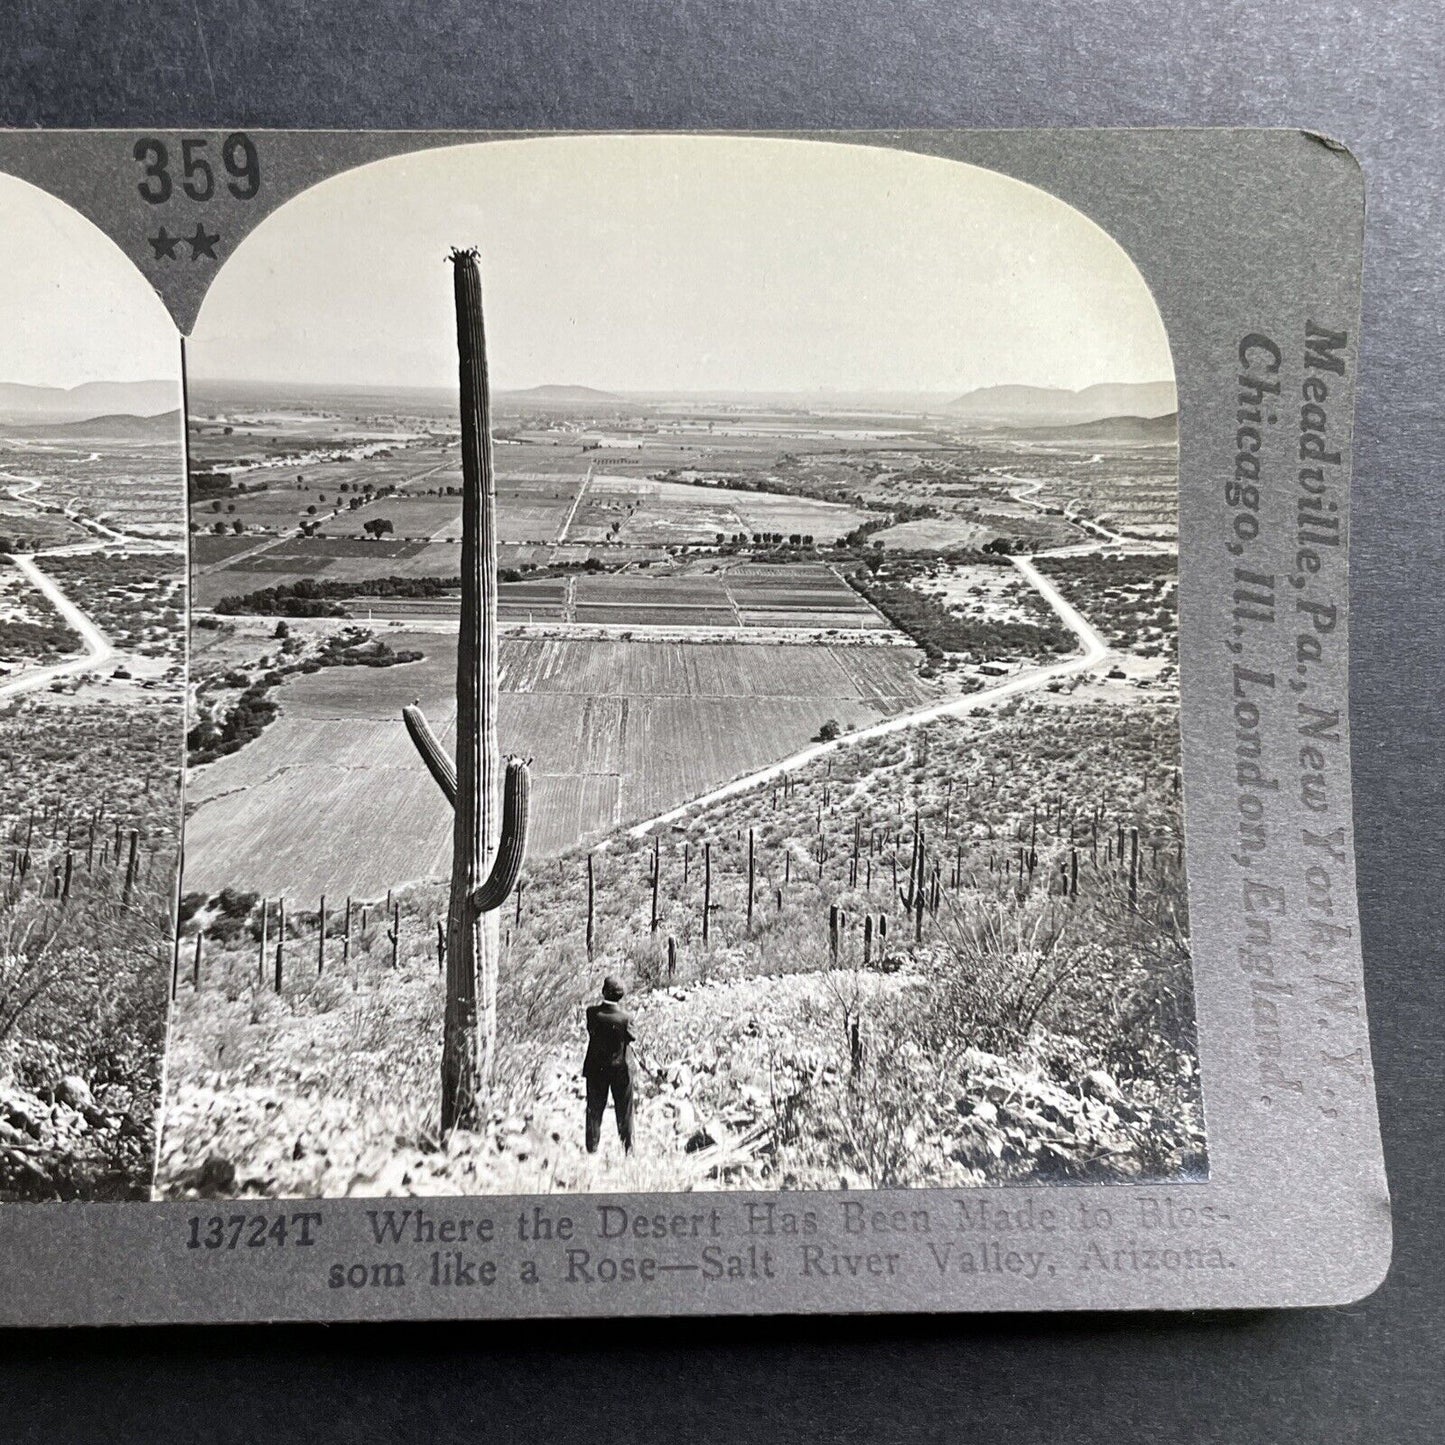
[0,409,182,441]
[498,384,624,405]
[0,380,179,425]
[944,382,1176,427]
[179,377,1182,425]
[1005,412,1178,444]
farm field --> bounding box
[181,631,938,899]
[191,446,450,533]
[568,474,871,546]
[191,533,265,565]
[206,556,893,634]
[188,427,877,609]
[872,516,991,550]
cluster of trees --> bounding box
[847,563,1072,664]
[186,678,279,764]
[213,573,458,617]
[703,531,819,556]
[0,615,81,661]
[650,465,846,507]
[213,550,629,617]
[186,470,232,500]
[188,631,424,764]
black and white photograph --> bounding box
[0,174,187,1201]
[155,136,1202,1199]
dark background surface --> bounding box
[2,2,1441,1440]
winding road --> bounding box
[993,468,1175,557]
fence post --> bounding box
[586,853,596,959]
[702,842,712,944]
[746,828,755,931]
[122,829,139,907]
[317,894,327,976]
[258,900,269,985]
[650,835,660,934]
[274,897,286,992]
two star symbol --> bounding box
[148,223,220,262]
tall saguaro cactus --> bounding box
[403,248,531,1134]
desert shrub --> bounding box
[828,1032,933,1187]
[0,614,81,661]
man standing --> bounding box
[583,975,637,1155]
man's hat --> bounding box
[601,975,626,1001]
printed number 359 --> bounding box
[134,134,260,204]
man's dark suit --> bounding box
[583,1000,636,1153]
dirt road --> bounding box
[0,553,116,702]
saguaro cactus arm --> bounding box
[403,702,458,805]
[468,758,531,912]
[404,702,530,909]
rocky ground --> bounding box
[161,948,1203,1199]
[0,1072,152,1200]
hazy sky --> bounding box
[0,175,178,388]
[192,136,1174,396]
